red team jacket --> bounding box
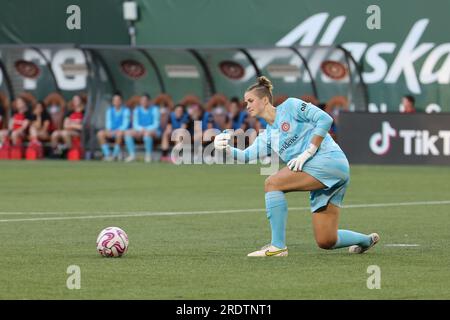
[12,112,31,131]
[66,110,84,132]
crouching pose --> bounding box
[214,76,379,257]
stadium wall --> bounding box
[1,0,450,112]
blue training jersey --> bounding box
[257,116,267,129]
[231,111,248,130]
[229,98,343,163]
[202,111,213,130]
[133,105,160,131]
[106,106,131,131]
[170,111,189,129]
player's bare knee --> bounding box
[264,176,279,192]
[316,238,337,250]
[50,131,58,141]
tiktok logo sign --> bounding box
[369,121,397,155]
[339,113,450,164]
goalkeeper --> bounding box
[214,76,379,257]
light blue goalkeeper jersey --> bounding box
[230,98,343,163]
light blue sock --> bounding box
[112,144,121,158]
[143,135,153,156]
[101,144,110,157]
[332,230,372,249]
[125,135,135,157]
[265,191,288,249]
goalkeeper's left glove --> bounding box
[287,144,318,172]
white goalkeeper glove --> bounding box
[214,131,231,151]
[287,144,318,172]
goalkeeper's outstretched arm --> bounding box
[215,131,270,163]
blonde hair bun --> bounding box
[257,76,273,93]
[246,76,274,104]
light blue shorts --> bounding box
[142,128,161,139]
[131,128,162,138]
[301,151,350,213]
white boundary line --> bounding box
[0,200,449,223]
[0,208,266,216]
[384,244,420,247]
[0,208,267,223]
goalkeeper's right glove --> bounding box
[214,132,231,151]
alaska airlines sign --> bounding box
[242,13,450,96]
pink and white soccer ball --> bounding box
[96,227,129,257]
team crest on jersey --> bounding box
[281,121,290,132]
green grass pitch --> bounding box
[0,161,449,299]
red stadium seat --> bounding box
[67,136,84,161]
[274,95,289,107]
[325,96,349,113]
[205,94,228,112]
[9,137,24,159]
[154,94,174,110]
[125,95,142,110]
[25,140,44,160]
[0,136,10,159]
[180,94,202,108]
[300,94,320,106]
